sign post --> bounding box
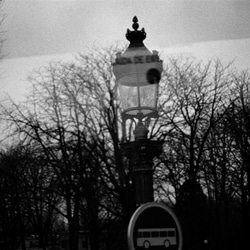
[128,202,183,250]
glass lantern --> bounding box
[113,49,162,120]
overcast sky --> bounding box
[1,0,250,101]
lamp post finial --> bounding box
[132,16,139,31]
[126,16,146,47]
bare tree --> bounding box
[153,58,233,249]
[154,58,231,197]
[2,40,250,250]
[1,44,131,250]
[223,70,250,247]
[0,143,60,250]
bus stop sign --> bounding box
[128,202,183,250]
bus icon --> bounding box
[136,228,177,248]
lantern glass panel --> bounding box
[119,85,138,110]
[139,84,157,108]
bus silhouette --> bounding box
[136,228,177,248]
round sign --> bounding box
[146,68,161,84]
[128,202,183,250]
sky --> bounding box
[1,0,250,102]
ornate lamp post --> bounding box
[113,16,163,206]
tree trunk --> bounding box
[68,217,79,250]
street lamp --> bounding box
[113,16,163,205]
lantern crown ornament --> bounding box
[126,16,146,48]
[113,16,163,121]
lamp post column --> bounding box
[122,121,163,206]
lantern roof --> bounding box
[126,16,147,48]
